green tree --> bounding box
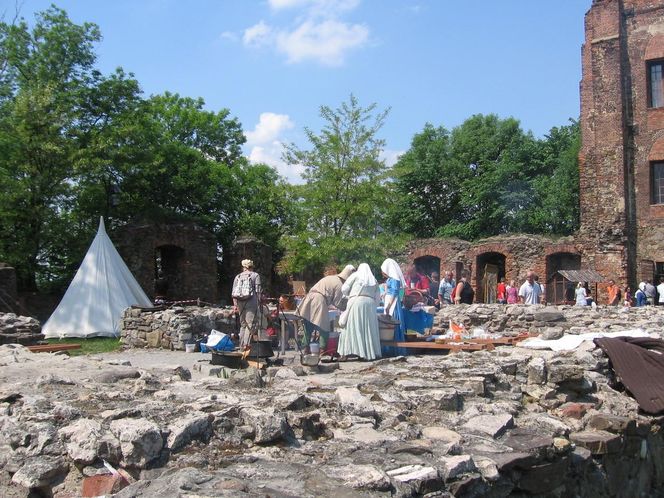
[280,95,400,274]
[0,6,139,290]
[231,161,298,253]
[391,114,579,241]
[389,123,469,237]
[527,120,580,234]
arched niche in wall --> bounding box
[154,244,185,301]
[414,255,441,278]
[475,252,506,304]
[545,252,581,304]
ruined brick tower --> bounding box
[580,0,664,285]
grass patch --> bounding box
[46,337,121,356]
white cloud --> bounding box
[269,0,360,16]
[380,149,404,167]
[243,20,273,47]
[245,113,302,183]
[276,19,368,65]
[268,0,311,9]
[245,112,294,145]
[220,31,238,42]
[240,0,369,65]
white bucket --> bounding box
[379,325,395,341]
[185,343,195,353]
[309,343,320,354]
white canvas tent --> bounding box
[43,217,153,339]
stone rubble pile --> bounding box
[2,304,664,497]
[120,306,236,350]
[0,312,43,345]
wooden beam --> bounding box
[27,344,82,353]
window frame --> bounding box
[651,161,664,205]
[647,59,664,108]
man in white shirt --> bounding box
[519,271,543,305]
[657,278,664,306]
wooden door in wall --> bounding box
[483,264,498,304]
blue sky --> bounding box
[5,0,590,182]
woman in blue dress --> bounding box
[380,258,407,356]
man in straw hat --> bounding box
[231,259,262,348]
[296,264,355,352]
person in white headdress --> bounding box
[337,263,382,360]
[296,264,355,351]
[380,258,407,356]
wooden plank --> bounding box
[27,344,82,353]
[382,341,493,352]
[434,334,532,347]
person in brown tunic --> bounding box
[296,265,355,350]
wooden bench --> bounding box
[27,343,82,353]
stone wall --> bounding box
[430,303,664,338]
[115,221,218,304]
[120,306,236,350]
[0,313,42,345]
[401,235,584,303]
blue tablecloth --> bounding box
[403,309,434,333]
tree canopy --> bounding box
[390,115,580,241]
[0,6,581,295]
[0,7,293,292]
[279,95,405,275]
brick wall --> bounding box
[580,0,664,287]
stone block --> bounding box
[570,430,622,455]
[533,310,565,322]
[558,402,595,420]
[323,464,390,491]
[11,456,69,489]
[386,464,438,483]
[440,455,476,480]
[527,357,547,384]
[145,331,161,348]
[587,413,633,433]
[517,457,569,495]
[335,387,375,417]
[462,413,514,439]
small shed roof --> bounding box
[557,269,605,283]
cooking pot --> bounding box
[247,340,274,359]
[210,351,244,368]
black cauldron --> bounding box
[247,340,274,359]
[210,351,244,368]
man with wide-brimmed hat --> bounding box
[296,264,355,351]
[231,259,262,348]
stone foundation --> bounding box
[431,303,664,337]
[120,306,236,350]
[0,313,43,345]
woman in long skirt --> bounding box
[338,263,382,360]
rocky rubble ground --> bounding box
[1,306,664,497]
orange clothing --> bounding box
[607,284,620,305]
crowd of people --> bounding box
[231,259,664,362]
